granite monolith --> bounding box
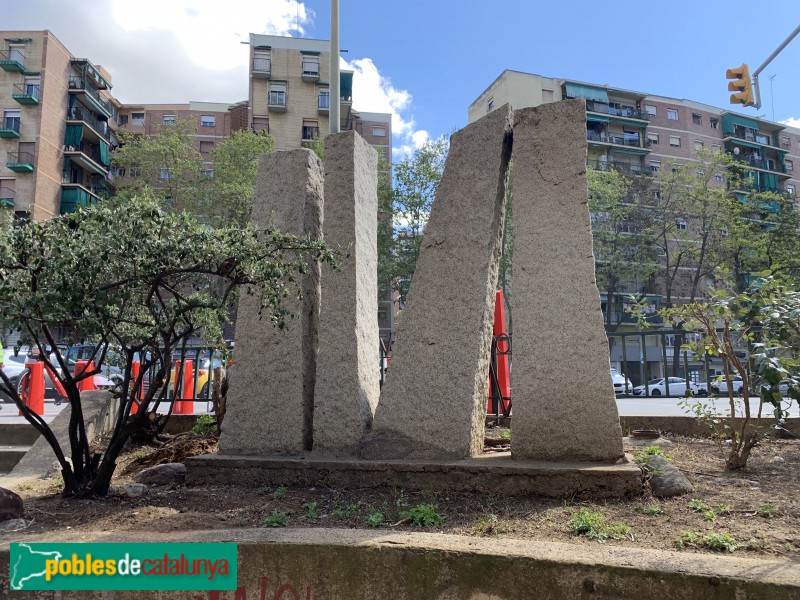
[219,149,323,455]
[361,105,513,460]
[313,131,380,455]
[510,100,624,462]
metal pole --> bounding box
[751,24,800,110]
[329,0,340,134]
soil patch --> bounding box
[6,432,800,560]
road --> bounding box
[2,397,797,425]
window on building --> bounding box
[785,159,793,172]
[318,89,330,110]
[647,132,659,145]
[162,114,176,126]
[652,189,662,200]
[159,168,170,180]
[645,105,657,117]
[116,167,126,177]
[3,109,21,132]
[200,169,214,178]
[118,114,129,125]
[129,167,141,178]
[710,118,719,129]
[719,225,728,236]
[692,113,702,125]
[780,135,791,149]
[301,54,320,76]
[131,112,145,126]
[253,50,271,73]
[23,76,40,99]
[787,184,796,195]
[714,173,724,183]
[676,218,687,230]
[669,135,681,147]
[199,141,214,155]
[486,96,494,113]
[372,126,386,137]
[542,89,554,102]
[694,140,704,151]
[269,84,287,107]
[200,115,215,127]
[8,44,25,66]
[672,163,683,173]
[650,160,661,173]
[302,119,319,141]
[252,116,269,134]
[667,109,678,120]
[712,144,722,153]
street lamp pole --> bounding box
[330,0,340,134]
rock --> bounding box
[770,456,785,464]
[646,455,693,497]
[0,518,30,532]
[0,487,24,522]
[134,463,186,486]
[623,436,674,447]
[121,483,149,498]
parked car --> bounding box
[711,376,745,396]
[610,368,633,395]
[633,377,705,396]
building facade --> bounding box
[469,70,800,384]
[0,31,119,221]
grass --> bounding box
[365,509,386,528]
[262,511,288,527]
[191,414,217,435]
[759,502,780,518]
[331,500,362,518]
[473,513,515,536]
[303,501,319,521]
[688,499,731,522]
[635,503,663,516]
[399,503,444,527]
[568,508,630,543]
[273,485,288,499]
[675,531,738,553]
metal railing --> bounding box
[68,76,113,115]
[64,141,104,166]
[588,160,651,176]
[2,117,20,133]
[587,130,644,148]
[67,106,111,140]
[732,154,787,173]
[724,129,779,148]
[12,83,39,100]
[0,187,15,201]
[0,49,24,65]
[7,151,34,166]
[268,91,286,107]
[584,99,649,120]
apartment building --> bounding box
[469,70,800,383]
[0,31,119,220]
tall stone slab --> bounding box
[219,149,324,455]
[313,131,380,455]
[511,100,624,462]
[362,105,513,461]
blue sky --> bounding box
[5,1,800,157]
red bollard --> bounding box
[130,360,143,415]
[488,290,512,415]
[173,359,194,415]
[74,360,99,391]
[20,361,45,416]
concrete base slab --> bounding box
[187,452,642,498]
[2,528,799,599]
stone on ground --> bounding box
[0,486,23,522]
[647,455,693,497]
[134,462,187,486]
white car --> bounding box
[610,368,633,395]
[633,377,702,396]
[711,376,745,396]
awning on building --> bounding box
[64,123,84,147]
[565,83,609,103]
[586,114,610,123]
[340,71,353,99]
[99,139,110,166]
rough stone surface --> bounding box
[510,100,624,462]
[0,487,23,522]
[362,105,513,461]
[313,131,380,456]
[121,483,149,498]
[219,150,324,455]
[133,462,186,486]
[647,455,694,497]
[0,518,29,532]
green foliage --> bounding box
[273,485,288,499]
[331,500,362,518]
[0,197,334,497]
[365,509,386,528]
[400,503,444,527]
[641,504,663,516]
[262,511,288,527]
[568,508,630,543]
[303,501,319,521]
[676,530,742,552]
[473,513,515,535]
[191,415,217,435]
[499,429,511,440]
[759,502,780,518]
[634,445,672,468]
[305,133,324,160]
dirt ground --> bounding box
[5,430,800,559]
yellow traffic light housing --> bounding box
[726,64,755,107]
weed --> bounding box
[17,483,33,491]
[257,484,271,496]
[635,503,663,516]
[499,430,511,440]
[365,509,386,528]
[714,503,732,516]
[273,485,288,499]
[303,501,319,521]
[129,448,148,462]
[234,517,248,527]
[702,532,738,552]
[191,414,217,435]
[474,514,500,535]
[262,511,288,527]
[702,510,717,523]
[688,499,711,513]
[400,503,444,527]
[759,502,780,518]
[331,500,362,518]
[568,508,630,543]
[674,531,700,549]
[48,476,64,492]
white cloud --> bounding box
[780,117,800,129]
[342,57,430,160]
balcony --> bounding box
[723,129,782,150]
[318,93,330,115]
[67,106,111,142]
[268,91,287,112]
[301,61,320,82]
[252,57,271,79]
[0,117,21,138]
[302,126,320,142]
[64,143,108,176]
[588,160,650,176]
[732,154,788,176]
[68,76,113,119]
[6,151,34,173]
[12,83,39,105]
[60,185,101,214]
[0,49,24,72]
[0,187,14,208]
[587,130,647,150]
[585,99,649,122]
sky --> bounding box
[5,1,800,159]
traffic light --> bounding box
[726,64,755,107]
